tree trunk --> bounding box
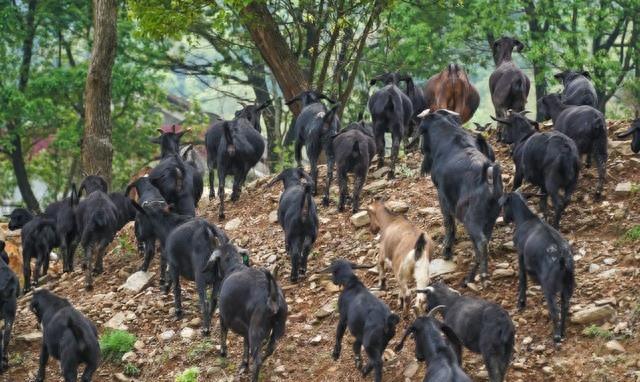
[247,68,281,171]
[5,0,40,212]
[82,0,118,186]
[240,2,308,115]
[532,63,548,121]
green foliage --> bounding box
[99,330,137,363]
[623,225,640,242]
[187,340,214,362]
[175,367,200,382]
[123,362,141,377]
[582,324,613,339]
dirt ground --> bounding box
[2,120,639,382]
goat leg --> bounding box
[196,279,210,336]
[208,167,216,199]
[332,318,347,360]
[34,342,49,382]
[249,325,266,382]
[375,130,385,169]
[294,140,303,169]
[388,133,401,179]
[230,173,244,202]
[217,170,226,220]
[351,174,365,213]
[237,336,248,374]
[93,242,107,275]
[84,245,94,291]
[544,287,561,343]
[22,253,31,295]
[442,212,456,260]
[377,247,386,290]
[352,340,363,370]
[171,266,183,320]
[560,286,571,339]
[1,319,12,372]
[517,253,527,310]
[337,170,348,212]
[595,153,606,200]
[323,156,334,207]
[220,320,229,358]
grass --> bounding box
[187,340,214,362]
[582,324,614,340]
[622,225,640,242]
[124,362,141,377]
[175,367,199,382]
[99,329,137,362]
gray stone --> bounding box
[385,200,409,213]
[310,335,322,345]
[159,330,175,341]
[605,340,625,354]
[268,210,279,224]
[16,332,42,342]
[588,264,601,273]
[314,302,336,319]
[180,327,196,340]
[403,360,419,378]
[372,166,391,179]
[224,217,242,231]
[571,305,615,324]
[429,258,457,277]
[105,312,131,330]
[363,179,387,192]
[350,211,370,227]
[614,182,632,195]
[493,268,515,278]
[122,271,154,294]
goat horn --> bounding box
[350,263,376,270]
[490,115,510,124]
[316,265,334,274]
[415,286,435,294]
[439,109,460,117]
[427,305,446,318]
[156,128,164,134]
[518,110,531,116]
[417,109,431,119]
[616,125,637,138]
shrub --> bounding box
[175,367,199,382]
[582,324,613,339]
[124,362,141,377]
[99,329,137,362]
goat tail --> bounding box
[560,255,575,296]
[491,163,503,198]
[92,210,109,229]
[263,269,280,315]
[557,141,578,183]
[67,318,89,354]
[300,183,312,221]
[511,76,524,95]
[351,140,361,157]
[414,233,427,259]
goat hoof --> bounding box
[174,310,183,320]
[220,350,227,358]
[201,328,210,337]
[553,335,562,344]
[332,349,340,361]
[218,213,225,220]
[85,284,93,292]
[322,197,330,207]
[290,275,298,283]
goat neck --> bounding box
[543,96,567,122]
[508,196,538,226]
[370,203,397,230]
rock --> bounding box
[403,360,419,378]
[310,335,322,345]
[122,271,154,294]
[605,340,625,354]
[429,258,457,277]
[323,282,340,293]
[588,264,601,273]
[493,268,515,278]
[105,312,130,330]
[274,365,286,374]
[121,351,136,362]
[134,340,145,351]
[363,179,387,192]
[159,330,175,341]
[268,210,279,224]
[114,373,139,382]
[224,217,242,231]
[350,211,370,227]
[189,317,201,327]
[315,302,336,319]
[372,166,391,178]
[614,182,632,195]
[542,366,553,375]
[16,332,42,342]
[522,336,533,345]
[603,258,616,265]
[385,200,409,213]
[477,370,489,378]
[418,207,439,216]
[180,327,195,340]
[571,305,615,324]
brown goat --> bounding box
[423,64,480,123]
[367,200,432,315]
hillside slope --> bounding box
[2,121,640,382]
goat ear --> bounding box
[553,72,565,81]
[70,183,79,206]
[514,39,524,52]
[581,70,591,79]
[257,99,272,111]
[203,250,221,274]
[319,93,337,104]
[284,94,301,106]
[440,324,464,365]
[265,171,285,188]
[156,128,165,134]
[149,136,162,144]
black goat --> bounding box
[78,175,108,196]
[43,187,78,273]
[418,109,503,284]
[368,72,414,179]
[320,259,400,382]
[30,289,100,382]
[286,91,341,197]
[489,37,531,139]
[203,244,287,382]
[418,282,515,382]
[210,108,267,219]
[267,168,318,282]
[501,192,575,343]
[326,118,376,212]
[6,208,57,294]
[149,127,203,216]
[493,111,580,228]
[0,246,18,374]
[126,177,168,276]
[205,100,270,200]
[109,191,137,231]
[554,70,598,107]
[616,118,640,153]
[537,93,607,198]
[74,179,120,290]
[395,306,471,382]
[402,75,427,140]
[131,201,228,335]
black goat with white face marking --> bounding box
[320,259,399,382]
[418,282,515,382]
[493,111,579,228]
[30,289,100,382]
[395,306,471,382]
[369,72,414,179]
[418,109,503,285]
[0,247,18,374]
[267,168,318,282]
[501,192,575,343]
[203,244,287,382]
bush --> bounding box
[582,324,613,339]
[623,225,640,242]
[175,367,199,382]
[124,362,141,377]
[99,329,137,362]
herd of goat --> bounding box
[0,36,639,382]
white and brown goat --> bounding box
[367,200,432,315]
